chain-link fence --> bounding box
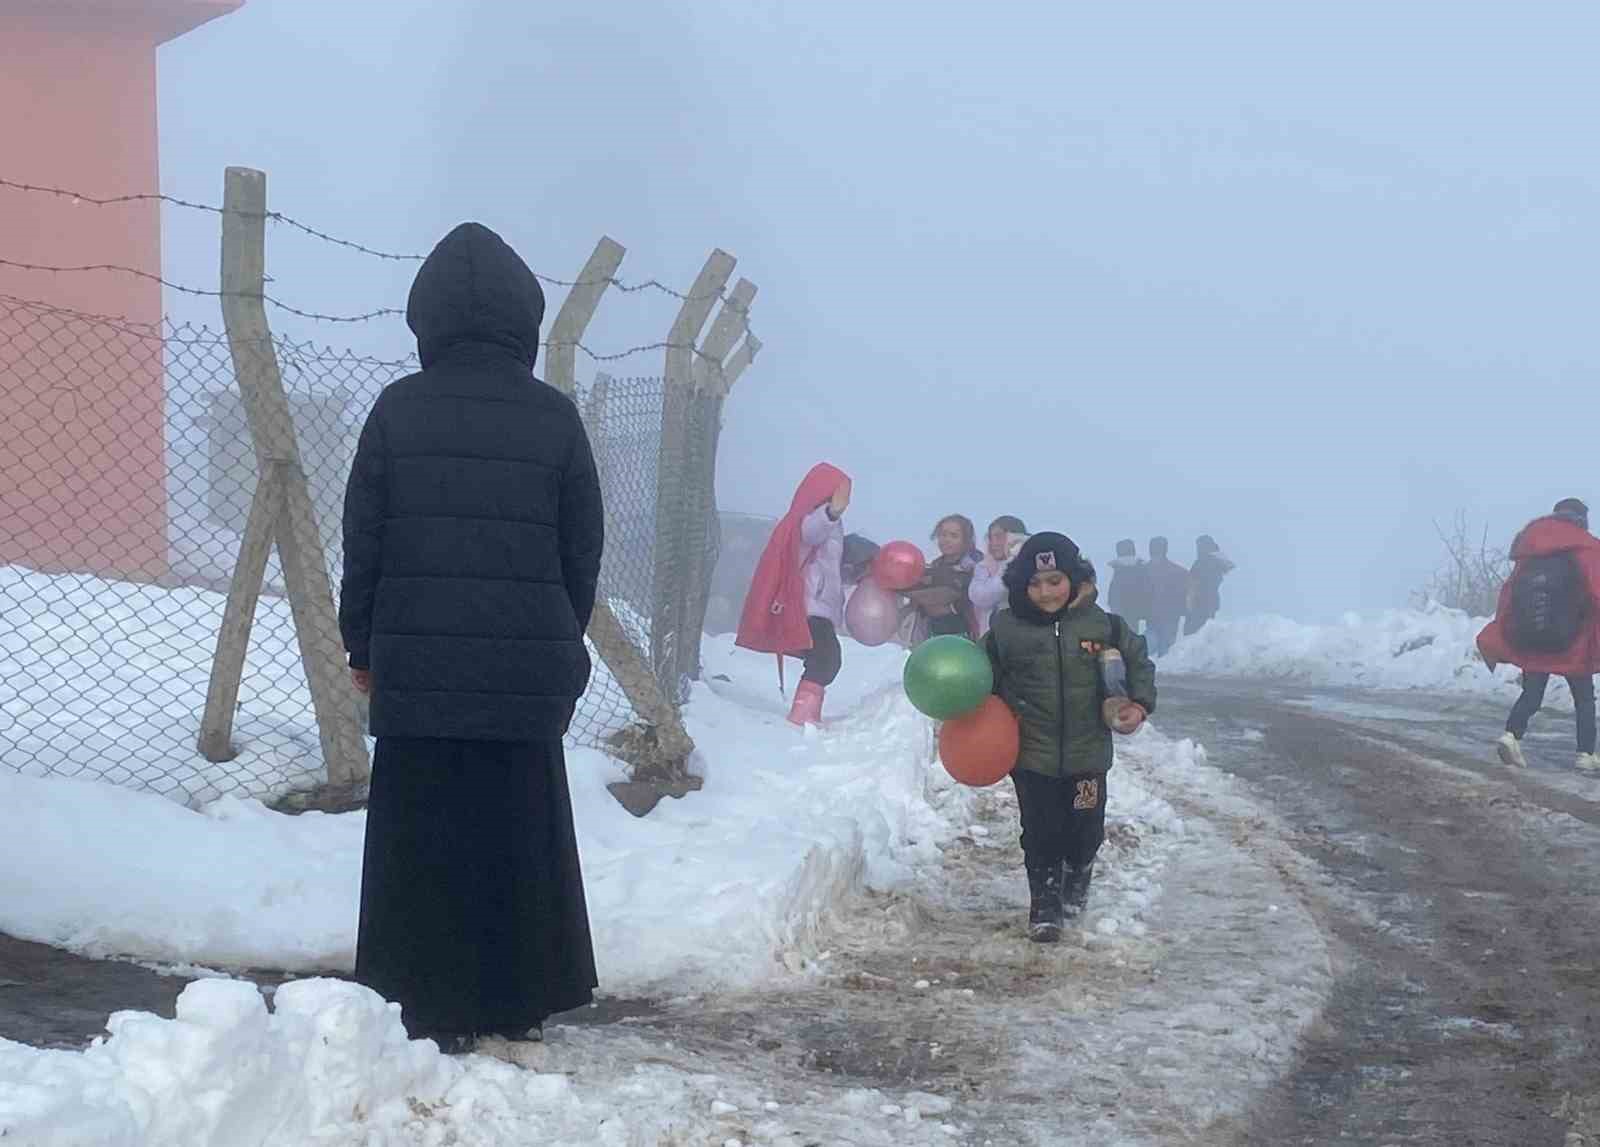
[0,292,708,806]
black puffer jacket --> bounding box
[339,222,605,741]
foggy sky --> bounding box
[157,2,1600,621]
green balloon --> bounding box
[903,635,994,720]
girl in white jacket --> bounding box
[970,515,1029,638]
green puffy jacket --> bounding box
[984,602,1157,778]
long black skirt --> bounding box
[354,737,597,1039]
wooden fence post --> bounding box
[550,265,699,775]
[196,462,283,761]
[718,333,763,396]
[676,279,758,682]
[545,237,625,397]
[651,250,735,695]
[198,166,369,788]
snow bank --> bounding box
[0,978,966,1146]
[0,775,362,969]
[1160,605,1573,708]
[572,634,961,992]
[0,633,958,989]
[0,979,450,1146]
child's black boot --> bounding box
[1026,863,1064,943]
[1061,860,1095,919]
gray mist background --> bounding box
[157,2,1600,622]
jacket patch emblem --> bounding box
[1079,639,1105,655]
[1036,551,1057,571]
[1074,778,1099,811]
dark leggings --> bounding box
[1507,672,1597,754]
[1010,768,1109,870]
[798,617,842,687]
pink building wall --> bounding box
[0,1,241,578]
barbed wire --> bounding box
[0,255,405,323]
[0,176,223,216]
[0,286,709,365]
[1,174,747,305]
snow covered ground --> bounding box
[0,636,948,989]
[0,633,1333,1145]
[0,565,325,804]
[1160,604,1576,710]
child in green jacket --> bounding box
[985,532,1157,943]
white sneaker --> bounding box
[1496,732,1528,769]
[1577,753,1600,775]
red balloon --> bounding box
[873,541,925,591]
[938,696,1019,787]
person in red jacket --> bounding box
[1477,498,1600,773]
[736,463,852,727]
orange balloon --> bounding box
[938,696,1019,787]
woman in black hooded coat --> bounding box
[339,222,605,1049]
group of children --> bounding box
[735,464,1159,942]
[1107,535,1236,656]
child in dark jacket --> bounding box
[904,514,982,642]
[985,532,1157,943]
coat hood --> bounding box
[1511,515,1600,561]
[735,462,851,659]
[787,463,849,518]
[407,223,546,369]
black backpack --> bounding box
[1509,552,1586,653]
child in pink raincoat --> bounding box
[736,463,852,726]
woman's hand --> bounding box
[351,668,372,695]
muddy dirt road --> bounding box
[1156,680,1600,1146]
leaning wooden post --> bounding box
[676,278,758,683]
[651,250,735,697]
[200,166,369,787]
[545,236,624,397]
[550,267,697,773]
[196,463,284,762]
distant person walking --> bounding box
[340,223,605,1052]
[1184,534,1235,636]
[1145,536,1188,656]
[1107,539,1152,635]
[1477,498,1600,774]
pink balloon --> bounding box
[873,541,925,591]
[846,576,901,646]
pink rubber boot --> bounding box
[787,681,825,727]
